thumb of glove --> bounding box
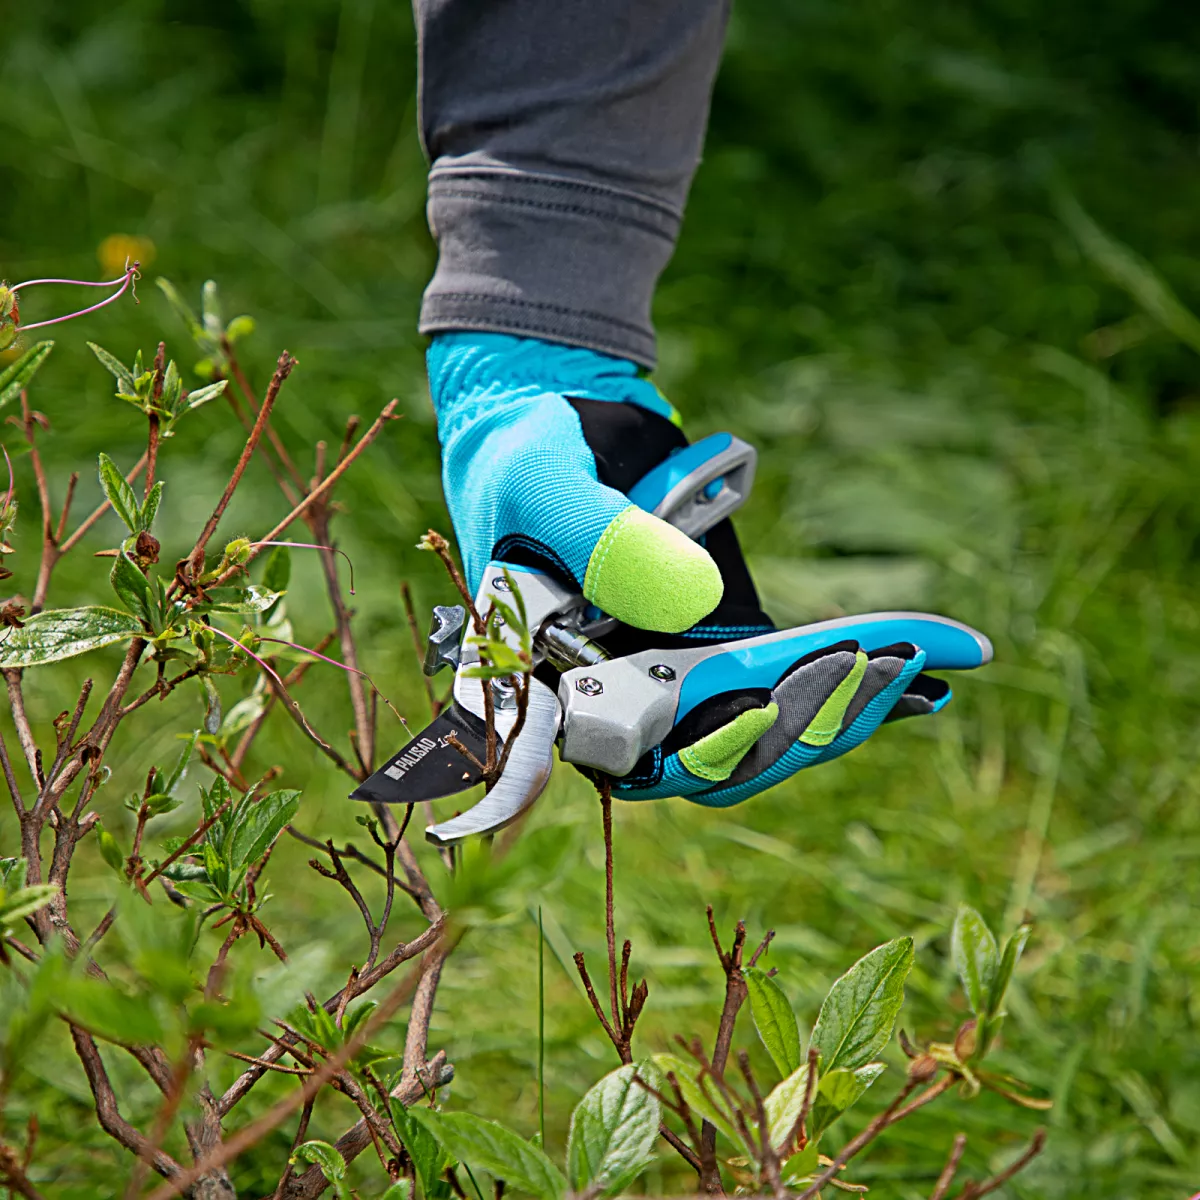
[430,333,724,633]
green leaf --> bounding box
[88,342,136,396]
[201,585,283,614]
[808,1064,886,1138]
[261,545,291,595]
[291,1141,348,1199]
[408,1109,565,1200]
[97,828,124,873]
[0,857,27,890]
[0,606,142,668]
[225,314,256,343]
[987,924,1031,1018]
[185,379,228,410]
[781,1141,820,1184]
[809,937,914,1072]
[650,1054,747,1153]
[97,453,141,534]
[139,481,164,532]
[952,906,999,1017]
[763,1060,814,1150]
[746,967,801,1077]
[201,280,224,339]
[56,975,165,1046]
[381,1183,413,1200]
[159,360,182,416]
[156,278,208,346]
[202,677,222,736]
[567,1063,660,1197]
[0,884,58,928]
[229,789,300,870]
[392,1102,450,1199]
[0,341,54,410]
[164,731,199,797]
[221,693,268,737]
[110,553,154,625]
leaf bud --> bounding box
[954,1019,979,1062]
[907,1054,939,1083]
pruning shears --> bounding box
[352,434,992,844]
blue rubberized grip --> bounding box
[627,433,734,514]
[675,615,991,722]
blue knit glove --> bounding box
[428,333,724,633]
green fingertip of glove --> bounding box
[799,649,868,746]
[679,703,780,782]
[583,506,724,633]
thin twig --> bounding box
[144,939,441,1200]
[930,1133,968,1200]
[184,351,296,578]
[210,399,400,588]
[401,579,442,717]
[956,1129,1046,1200]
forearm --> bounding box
[415,0,731,367]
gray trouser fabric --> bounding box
[414,0,731,368]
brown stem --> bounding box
[956,1129,1046,1200]
[3,672,41,787]
[783,1047,820,1156]
[601,784,620,1035]
[185,351,296,579]
[69,1025,184,1183]
[210,399,400,588]
[222,336,308,498]
[795,1067,946,1200]
[401,580,442,718]
[930,1133,968,1200]
[144,940,441,1200]
[309,500,373,770]
[699,909,750,1195]
[217,917,445,1115]
[272,1097,315,1199]
[0,1143,46,1200]
[53,472,78,545]
[280,1054,454,1200]
[145,343,164,496]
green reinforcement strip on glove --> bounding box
[678,703,780,783]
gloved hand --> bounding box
[429,332,724,634]
[611,636,955,807]
[429,331,972,809]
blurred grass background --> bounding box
[3,0,1200,1196]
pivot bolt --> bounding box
[575,677,603,697]
[649,664,676,682]
[492,575,511,591]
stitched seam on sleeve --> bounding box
[423,294,653,339]
[430,188,677,242]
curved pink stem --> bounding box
[251,540,356,595]
[11,273,133,290]
[256,636,406,728]
[17,269,137,332]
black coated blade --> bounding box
[350,703,490,805]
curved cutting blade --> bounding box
[425,678,561,846]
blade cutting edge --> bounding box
[350,703,490,805]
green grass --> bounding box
[3,1,1200,1196]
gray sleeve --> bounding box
[414,0,731,368]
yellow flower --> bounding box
[98,234,156,277]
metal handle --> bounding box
[626,432,757,540]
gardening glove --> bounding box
[428,331,726,634]
[611,637,954,807]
